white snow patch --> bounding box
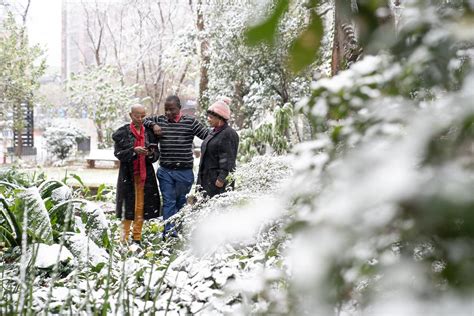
[29,243,74,269]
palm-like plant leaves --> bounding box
[38,179,71,200]
[2,170,111,250]
[0,193,21,246]
[39,180,75,233]
[76,201,111,248]
[13,187,54,245]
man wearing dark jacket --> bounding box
[144,95,209,237]
[197,97,239,197]
[113,104,161,244]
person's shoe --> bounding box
[132,239,141,245]
[159,232,167,241]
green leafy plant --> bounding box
[0,170,111,249]
[239,103,294,161]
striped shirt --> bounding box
[144,114,209,169]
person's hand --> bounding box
[146,143,158,153]
[134,146,149,155]
[153,125,162,136]
[215,179,224,188]
[147,147,157,157]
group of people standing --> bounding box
[112,95,239,245]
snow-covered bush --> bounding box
[194,1,474,314]
[238,103,296,161]
[281,78,474,315]
[43,125,86,164]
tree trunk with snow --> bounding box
[196,0,209,113]
[331,1,346,76]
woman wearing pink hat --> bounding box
[197,97,239,197]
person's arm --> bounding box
[143,116,158,129]
[192,118,209,139]
[144,116,162,136]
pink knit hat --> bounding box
[208,97,231,120]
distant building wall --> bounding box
[61,0,101,81]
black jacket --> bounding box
[113,124,161,220]
[197,123,239,197]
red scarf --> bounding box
[172,111,183,123]
[130,122,146,186]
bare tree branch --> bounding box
[105,7,125,78]
[20,0,31,26]
[175,61,190,95]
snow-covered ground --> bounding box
[0,155,293,315]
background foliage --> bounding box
[68,66,138,148]
[0,13,46,156]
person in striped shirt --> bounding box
[144,95,209,238]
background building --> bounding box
[61,0,102,80]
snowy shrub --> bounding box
[0,167,46,187]
[0,175,111,249]
[234,154,292,191]
[280,75,474,315]
[238,103,296,161]
[201,1,474,314]
[43,125,87,164]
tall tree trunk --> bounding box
[331,0,363,75]
[196,0,209,113]
[96,121,104,148]
[153,81,160,114]
[175,62,190,95]
[331,0,347,76]
[233,80,247,129]
[20,0,32,26]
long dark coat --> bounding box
[113,124,161,220]
[197,123,239,197]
